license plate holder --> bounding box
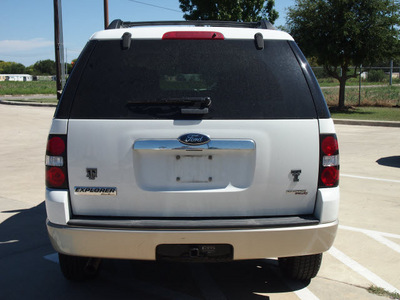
[175,155,214,183]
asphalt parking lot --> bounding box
[0,104,399,300]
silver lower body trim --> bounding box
[47,219,338,260]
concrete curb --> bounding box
[1,99,399,127]
[333,119,400,128]
[0,100,57,108]
[0,94,56,99]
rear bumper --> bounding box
[47,219,338,260]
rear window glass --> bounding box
[69,39,316,119]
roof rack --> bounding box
[107,19,276,30]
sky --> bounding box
[0,0,295,67]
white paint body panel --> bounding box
[319,118,336,134]
[67,119,320,217]
[90,27,294,41]
[49,118,68,135]
[314,187,340,223]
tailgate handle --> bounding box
[133,139,255,151]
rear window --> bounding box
[68,39,317,119]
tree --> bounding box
[179,0,279,24]
[287,0,400,108]
[32,59,56,75]
[0,61,26,74]
[67,58,78,74]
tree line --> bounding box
[3,0,399,108]
[0,59,75,76]
[179,0,400,108]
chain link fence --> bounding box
[311,66,400,107]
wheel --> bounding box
[278,253,322,281]
[58,253,101,281]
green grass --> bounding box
[318,76,400,87]
[0,81,56,95]
[1,80,400,122]
[323,86,400,107]
[367,285,400,299]
[330,106,400,121]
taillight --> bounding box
[46,135,68,189]
[319,134,339,187]
[162,31,225,40]
[46,136,65,155]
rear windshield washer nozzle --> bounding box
[254,33,264,50]
[121,32,132,50]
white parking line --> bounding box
[341,174,400,184]
[293,287,320,300]
[43,252,59,264]
[367,233,400,254]
[340,225,400,254]
[340,225,400,239]
[0,240,18,245]
[328,247,400,294]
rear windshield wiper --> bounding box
[127,97,211,115]
[158,97,212,107]
[128,97,210,106]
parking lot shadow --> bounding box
[0,201,49,259]
[102,258,311,299]
[377,156,400,168]
[0,201,311,299]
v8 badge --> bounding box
[86,168,97,180]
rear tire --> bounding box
[58,253,101,281]
[278,253,322,281]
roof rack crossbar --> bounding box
[106,19,276,30]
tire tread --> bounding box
[279,253,322,281]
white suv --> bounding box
[45,20,340,281]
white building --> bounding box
[0,74,33,81]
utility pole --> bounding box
[53,0,62,99]
[358,65,362,106]
[53,0,65,100]
[104,0,109,29]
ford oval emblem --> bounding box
[178,133,210,146]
